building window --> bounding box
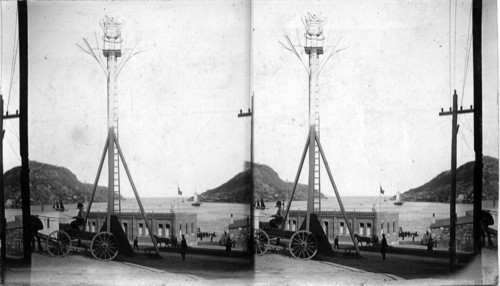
[139,223,144,236]
[91,221,96,233]
[166,224,170,237]
[367,223,372,236]
[145,224,149,236]
[179,224,182,235]
[359,223,365,235]
[292,220,297,231]
[393,221,396,234]
[158,224,164,236]
[381,222,384,235]
[387,222,390,234]
[186,223,189,235]
[191,222,194,234]
[340,222,345,235]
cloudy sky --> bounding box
[1,1,251,198]
[252,0,498,197]
[0,0,498,199]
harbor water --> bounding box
[5,196,497,238]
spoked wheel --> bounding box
[289,230,318,260]
[46,230,71,257]
[90,231,119,261]
[254,229,269,255]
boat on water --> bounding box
[192,192,201,207]
[394,191,404,206]
[255,198,266,210]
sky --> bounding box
[1,1,251,198]
[252,0,499,197]
[0,0,498,199]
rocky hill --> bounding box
[4,161,113,205]
[197,163,326,203]
[397,156,498,203]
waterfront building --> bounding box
[287,210,400,244]
[430,210,475,251]
[87,212,198,246]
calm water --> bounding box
[9,197,250,236]
[6,196,497,237]
[258,196,498,235]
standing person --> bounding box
[180,234,187,260]
[334,236,340,249]
[30,215,44,253]
[226,237,232,252]
[381,233,387,260]
[133,237,139,250]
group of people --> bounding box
[197,231,216,242]
[399,230,418,241]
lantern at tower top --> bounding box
[102,16,123,57]
[304,13,324,50]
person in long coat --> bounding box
[180,235,187,260]
[381,233,387,260]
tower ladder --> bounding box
[313,55,321,213]
[112,71,121,218]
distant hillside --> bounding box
[398,156,498,203]
[197,163,325,203]
[253,163,326,202]
[196,168,251,203]
[4,161,113,205]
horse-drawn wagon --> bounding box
[43,224,119,261]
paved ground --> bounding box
[1,245,497,285]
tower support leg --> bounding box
[315,133,360,255]
[114,135,161,256]
[84,135,109,228]
[282,133,310,231]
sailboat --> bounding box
[191,192,201,207]
[394,191,404,206]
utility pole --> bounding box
[18,0,30,268]
[237,95,253,166]
[472,0,483,257]
[0,97,20,283]
[439,90,473,269]
[238,94,253,255]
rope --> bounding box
[457,127,474,156]
[449,0,452,107]
[0,1,3,95]
[461,3,473,106]
[7,7,18,111]
[453,0,458,89]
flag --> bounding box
[178,187,182,196]
[380,186,385,194]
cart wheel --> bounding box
[289,230,318,260]
[91,231,119,261]
[254,229,269,255]
[46,230,71,257]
